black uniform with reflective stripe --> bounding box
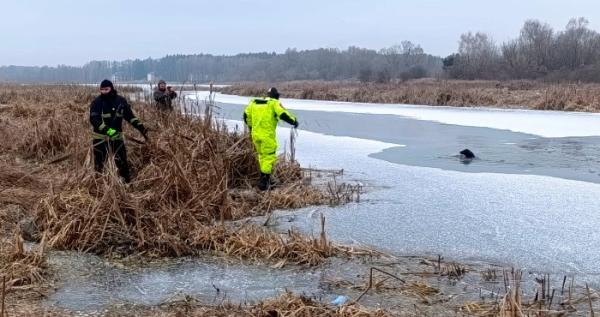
[89,93,144,183]
[89,94,144,136]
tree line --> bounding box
[444,17,600,81]
[0,43,441,84]
[2,17,600,83]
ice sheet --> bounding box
[190,92,600,138]
[226,118,600,274]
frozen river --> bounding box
[46,92,600,311]
[191,92,600,275]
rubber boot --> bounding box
[258,173,271,191]
[268,176,278,189]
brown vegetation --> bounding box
[0,84,366,314]
[0,232,47,289]
[222,79,600,112]
[0,84,362,264]
[3,85,599,317]
[145,292,393,317]
[3,292,396,317]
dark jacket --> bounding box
[153,89,177,111]
[90,93,146,139]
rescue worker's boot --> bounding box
[258,173,271,191]
[119,169,132,184]
[268,175,278,189]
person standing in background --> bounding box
[153,79,177,111]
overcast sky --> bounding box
[2,0,599,66]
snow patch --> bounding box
[189,92,600,138]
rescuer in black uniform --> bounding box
[89,79,148,183]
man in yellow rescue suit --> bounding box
[244,88,298,191]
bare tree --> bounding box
[555,17,600,70]
[452,32,501,79]
[519,20,554,72]
[501,20,554,78]
[446,16,600,82]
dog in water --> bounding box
[459,149,476,164]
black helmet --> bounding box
[268,87,280,99]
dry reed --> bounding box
[0,84,359,264]
[222,79,600,112]
[118,291,394,317]
[0,231,47,290]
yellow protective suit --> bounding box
[244,97,297,174]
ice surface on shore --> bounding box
[223,117,600,273]
[190,91,600,138]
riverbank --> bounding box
[1,84,599,316]
[0,84,359,312]
[221,79,600,112]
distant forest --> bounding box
[2,17,600,83]
[0,42,441,84]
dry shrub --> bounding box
[17,110,87,160]
[0,161,50,234]
[273,158,303,184]
[0,231,47,289]
[8,85,345,261]
[1,84,94,159]
[134,291,393,317]
[0,204,26,237]
[36,162,340,263]
[260,184,324,210]
[0,84,361,266]
[0,162,47,197]
[0,84,95,109]
[191,221,338,266]
[327,179,362,206]
[252,292,393,317]
[223,80,600,112]
[460,270,579,317]
[4,104,39,119]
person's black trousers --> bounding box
[93,139,131,183]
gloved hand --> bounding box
[293,120,299,128]
[106,128,121,140]
[135,124,148,141]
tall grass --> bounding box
[0,84,361,263]
[222,79,600,112]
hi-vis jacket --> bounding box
[243,97,297,174]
